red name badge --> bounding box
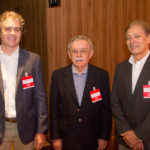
[22,75,34,89]
[90,89,102,103]
[143,85,150,98]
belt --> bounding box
[5,118,17,123]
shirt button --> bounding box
[78,118,82,123]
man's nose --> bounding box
[130,37,136,43]
[77,51,82,56]
[10,29,15,34]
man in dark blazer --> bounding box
[0,11,48,150]
[111,20,150,150]
[50,35,112,150]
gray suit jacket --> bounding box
[111,55,150,149]
[0,48,48,144]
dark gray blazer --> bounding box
[0,48,48,144]
[50,64,112,150]
[111,55,150,149]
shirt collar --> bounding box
[72,65,88,75]
[0,45,19,56]
[129,50,150,65]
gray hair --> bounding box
[126,20,150,36]
[68,35,94,51]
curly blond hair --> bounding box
[0,11,25,28]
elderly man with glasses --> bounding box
[50,35,112,150]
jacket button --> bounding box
[76,108,80,112]
[78,118,82,123]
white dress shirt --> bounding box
[0,46,19,118]
[129,51,150,93]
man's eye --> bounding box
[81,50,87,53]
[72,50,78,53]
[4,28,11,31]
[126,36,131,40]
[135,35,140,38]
[15,28,21,32]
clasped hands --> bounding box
[121,130,144,150]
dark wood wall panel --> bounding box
[47,0,150,86]
[0,0,48,89]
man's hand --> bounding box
[34,133,46,150]
[121,130,141,148]
[52,139,62,150]
[133,142,144,150]
[97,139,108,150]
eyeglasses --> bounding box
[2,27,22,33]
[70,48,89,55]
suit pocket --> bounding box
[23,109,36,131]
[141,97,150,103]
[58,119,72,136]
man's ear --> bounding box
[89,50,94,59]
[148,34,150,43]
[68,50,72,59]
[21,27,24,34]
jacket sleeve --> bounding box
[98,71,112,140]
[50,71,61,139]
[33,55,48,134]
[111,65,132,135]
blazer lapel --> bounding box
[125,62,133,98]
[81,64,95,106]
[16,49,24,92]
[133,55,150,96]
[0,64,4,102]
[63,65,79,105]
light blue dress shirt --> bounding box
[72,65,88,106]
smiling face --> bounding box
[126,24,150,61]
[0,17,22,54]
[68,39,93,73]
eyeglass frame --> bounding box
[70,48,91,55]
